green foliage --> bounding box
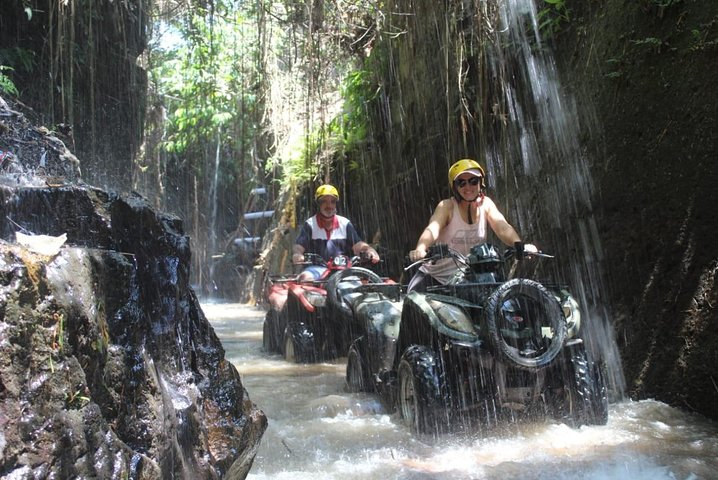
[338,71,371,145]
[604,57,624,79]
[277,134,321,184]
[150,4,260,193]
[66,388,90,409]
[0,47,35,73]
[645,0,683,7]
[690,22,718,52]
[149,0,382,206]
[538,0,570,39]
[0,47,34,96]
[0,66,18,96]
[319,68,379,174]
[631,37,664,47]
[630,37,667,53]
[276,65,377,182]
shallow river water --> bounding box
[202,302,718,480]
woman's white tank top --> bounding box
[420,198,487,284]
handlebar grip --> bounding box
[428,243,450,257]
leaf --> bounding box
[211,111,233,125]
[0,72,19,96]
[16,232,67,257]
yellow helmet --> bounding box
[314,184,339,200]
[448,159,486,190]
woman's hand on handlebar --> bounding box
[510,242,554,259]
[523,243,539,255]
[408,246,427,262]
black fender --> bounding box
[325,267,383,317]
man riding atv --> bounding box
[292,184,379,281]
[263,183,386,362]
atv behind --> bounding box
[263,253,389,363]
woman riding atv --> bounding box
[292,183,380,281]
[407,159,538,292]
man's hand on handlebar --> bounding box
[292,252,324,265]
[360,248,381,264]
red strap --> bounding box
[316,214,338,240]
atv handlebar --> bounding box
[403,243,466,271]
[507,241,554,260]
[298,252,377,268]
[404,242,553,272]
[294,252,327,266]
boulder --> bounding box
[0,95,266,478]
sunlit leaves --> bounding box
[149,3,258,173]
[148,0,385,200]
[320,68,378,165]
[212,112,233,125]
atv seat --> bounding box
[352,283,404,301]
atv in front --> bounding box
[345,243,608,436]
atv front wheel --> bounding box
[559,341,609,427]
[397,345,449,435]
[346,339,373,393]
[283,323,317,363]
[485,278,567,371]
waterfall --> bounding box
[486,0,625,397]
[210,130,222,256]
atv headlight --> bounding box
[560,292,581,337]
[430,300,476,335]
[304,291,326,307]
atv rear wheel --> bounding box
[485,278,567,371]
[559,341,609,427]
[346,339,373,393]
[262,310,281,353]
[397,345,449,435]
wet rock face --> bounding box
[0,96,266,478]
[551,1,718,420]
[0,96,82,184]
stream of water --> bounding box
[203,302,718,480]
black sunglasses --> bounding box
[454,177,481,188]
